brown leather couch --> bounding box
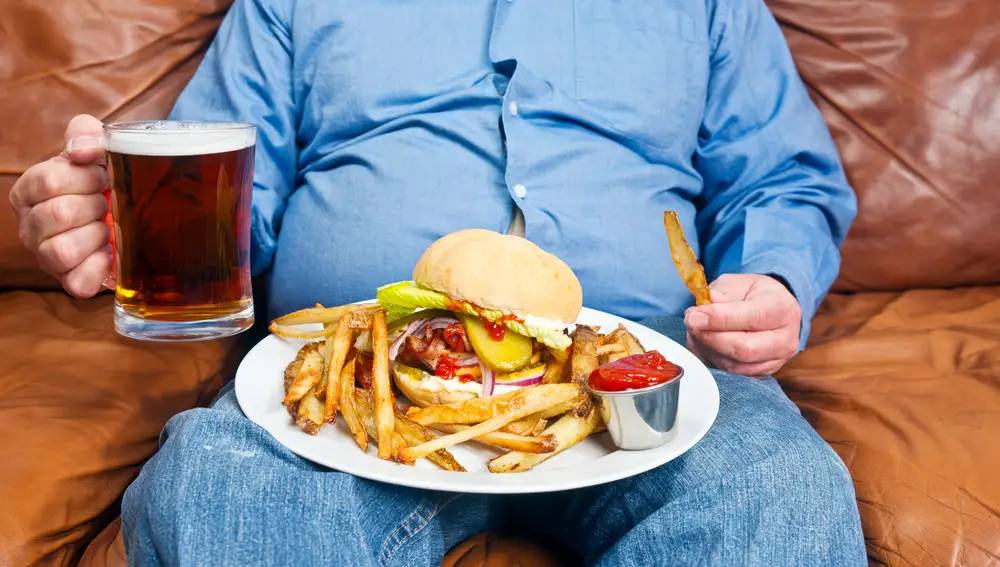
[1,1,997,566]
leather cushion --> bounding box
[0,0,232,288]
[0,291,233,566]
[777,288,1000,566]
[441,533,569,567]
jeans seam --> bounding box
[377,494,460,566]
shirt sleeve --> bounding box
[168,0,297,276]
[694,0,857,350]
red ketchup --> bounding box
[434,356,477,383]
[587,351,680,392]
[482,320,506,341]
[435,356,460,380]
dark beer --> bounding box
[105,121,256,341]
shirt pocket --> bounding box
[574,2,697,150]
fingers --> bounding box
[62,245,114,299]
[689,328,797,365]
[685,299,791,332]
[36,221,111,276]
[63,114,107,165]
[19,193,108,249]
[686,334,786,378]
[11,158,108,211]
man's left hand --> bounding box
[683,274,801,378]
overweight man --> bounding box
[9,0,865,565]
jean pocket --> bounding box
[574,1,698,150]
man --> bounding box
[9,0,865,565]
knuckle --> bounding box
[781,338,798,359]
[731,342,754,362]
[50,235,80,267]
[40,168,64,200]
[48,196,73,227]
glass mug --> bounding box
[103,121,257,341]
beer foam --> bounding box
[105,121,256,157]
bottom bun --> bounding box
[392,364,479,407]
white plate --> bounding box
[235,306,720,494]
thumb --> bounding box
[63,114,107,165]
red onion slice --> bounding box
[495,376,543,388]
[452,354,480,368]
[389,317,430,361]
[479,361,495,397]
[425,317,460,331]
[495,365,546,386]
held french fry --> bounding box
[339,356,368,452]
[664,210,711,306]
[323,315,355,424]
[488,406,601,473]
[398,385,580,462]
[371,310,395,459]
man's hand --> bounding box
[8,115,112,298]
[683,274,801,378]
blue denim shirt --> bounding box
[170,0,856,348]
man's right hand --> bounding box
[8,115,112,298]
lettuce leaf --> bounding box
[376,281,572,350]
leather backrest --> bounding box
[0,0,234,288]
[767,0,1000,291]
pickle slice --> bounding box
[457,313,533,372]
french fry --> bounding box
[323,315,355,424]
[269,322,340,340]
[398,385,580,462]
[569,326,600,416]
[339,356,368,452]
[282,342,318,417]
[283,348,324,405]
[664,211,711,306]
[430,424,556,454]
[352,388,408,463]
[270,303,379,327]
[371,310,395,459]
[569,326,600,385]
[621,328,645,356]
[488,406,601,473]
[541,356,568,385]
[393,411,466,472]
[406,383,581,426]
[501,419,539,436]
[529,419,549,436]
[295,387,325,435]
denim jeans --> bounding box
[121,317,866,566]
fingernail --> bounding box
[687,312,708,330]
[67,136,103,153]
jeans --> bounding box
[121,317,866,566]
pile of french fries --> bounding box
[272,304,648,473]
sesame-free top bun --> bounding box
[412,229,583,325]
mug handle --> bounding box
[102,187,118,291]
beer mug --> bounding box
[103,121,257,341]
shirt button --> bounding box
[513,183,527,199]
[509,101,519,116]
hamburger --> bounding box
[377,229,582,407]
